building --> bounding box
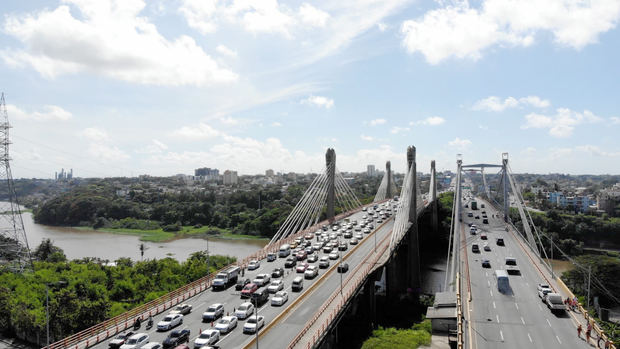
[194,167,219,181]
[367,165,376,177]
[223,170,238,185]
[265,169,275,177]
[598,183,620,216]
[55,168,73,180]
[547,191,596,213]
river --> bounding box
[18,211,267,262]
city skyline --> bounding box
[1,0,620,178]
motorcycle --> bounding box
[145,318,153,330]
[133,318,141,331]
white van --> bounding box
[278,244,291,257]
[494,270,510,293]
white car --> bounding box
[267,280,284,293]
[248,260,260,270]
[194,329,219,348]
[169,303,192,315]
[202,303,224,321]
[328,252,339,260]
[214,316,238,334]
[271,291,288,306]
[252,273,271,286]
[537,283,551,292]
[120,333,149,349]
[243,315,265,334]
[304,265,318,279]
[141,344,161,349]
[235,302,254,320]
[157,314,183,331]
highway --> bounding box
[94,202,396,349]
[463,196,588,349]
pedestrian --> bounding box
[577,324,582,338]
[586,327,591,343]
[605,339,613,349]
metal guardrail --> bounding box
[456,272,463,349]
[45,203,381,349]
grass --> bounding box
[75,225,269,242]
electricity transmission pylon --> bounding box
[0,93,33,272]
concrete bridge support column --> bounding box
[326,148,336,221]
[502,153,509,223]
[431,160,438,234]
[364,276,377,330]
[386,161,392,199]
[407,146,421,291]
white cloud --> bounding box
[87,143,130,162]
[299,3,330,27]
[271,122,282,127]
[360,134,374,141]
[172,123,220,140]
[3,0,237,86]
[136,139,168,154]
[521,108,602,138]
[573,145,620,158]
[178,0,218,34]
[377,22,388,32]
[81,128,109,142]
[390,126,410,134]
[448,137,472,149]
[473,95,550,112]
[301,95,334,109]
[610,116,620,125]
[368,118,387,126]
[216,44,238,58]
[401,0,620,64]
[410,116,445,126]
[6,104,72,121]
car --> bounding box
[109,332,135,349]
[377,219,383,223]
[355,233,363,240]
[162,329,190,349]
[483,218,489,224]
[271,291,289,306]
[247,260,260,270]
[235,278,251,291]
[471,244,480,253]
[483,244,491,251]
[468,212,473,217]
[296,250,307,261]
[304,265,319,279]
[267,253,276,262]
[296,262,309,273]
[505,258,520,275]
[323,246,333,253]
[271,267,284,278]
[496,237,505,246]
[304,232,315,240]
[537,283,551,292]
[120,333,149,349]
[267,280,284,293]
[284,257,297,268]
[368,224,374,229]
[202,303,224,322]
[538,288,552,302]
[240,283,258,298]
[169,304,192,315]
[142,343,161,349]
[338,243,348,251]
[349,238,358,245]
[363,228,371,234]
[193,329,219,348]
[343,231,352,238]
[157,314,183,331]
[470,227,477,235]
[214,316,238,334]
[251,289,269,306]
[304,246,314,254]
[252,273,271,287]
[481,259,491,268]
[328,252,339,260]
[307,254,318,263]
[318,256,330,268]
[234,302,254,320]
[243,315,265,334]
[337,263,349,273]
[291,276,304,291]
[480,234,487,240]
[475,216,480,219]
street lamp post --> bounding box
[338,237,343,296]
[253,298,259,349]
[46,281,67,348]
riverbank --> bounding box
[73,225,270,243]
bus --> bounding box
[494,270,510,293]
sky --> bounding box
[1,0,620,178]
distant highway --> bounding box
[463,196,588,349]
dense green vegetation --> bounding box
[361,319,432,349]
[0,240,234,345]
[31,176,382,240]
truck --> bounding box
[546,293,566,313]
[471,201,478,210]
[494,270,510,293]
[212,266,240,290]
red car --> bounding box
[296,250,307,261]
[240,283,258,298]
[296,263,309,273]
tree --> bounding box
[32,238,66,262]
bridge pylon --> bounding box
[326,148,336,221]
[385,161,392,199]
[502,152,509,222]
[431,160,438,234]
[406,146,421,290]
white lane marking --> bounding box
[515,303,519,310]
[485,272,489,277]
[196,302,205,309]
[527,333,533,342]
[490,290,493,297]
[546,319,552,327]
[500,330,504,341]
[496,314,500,323]
[520,317,525,325]
[493,301,496,309]
[525,282,529,286]
[487,280,491,287]
[538,304,542,310]
[556,335,562,344]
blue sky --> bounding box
[1,0,619,178]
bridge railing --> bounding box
[287,218,393,348]
[46,202,379,349]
